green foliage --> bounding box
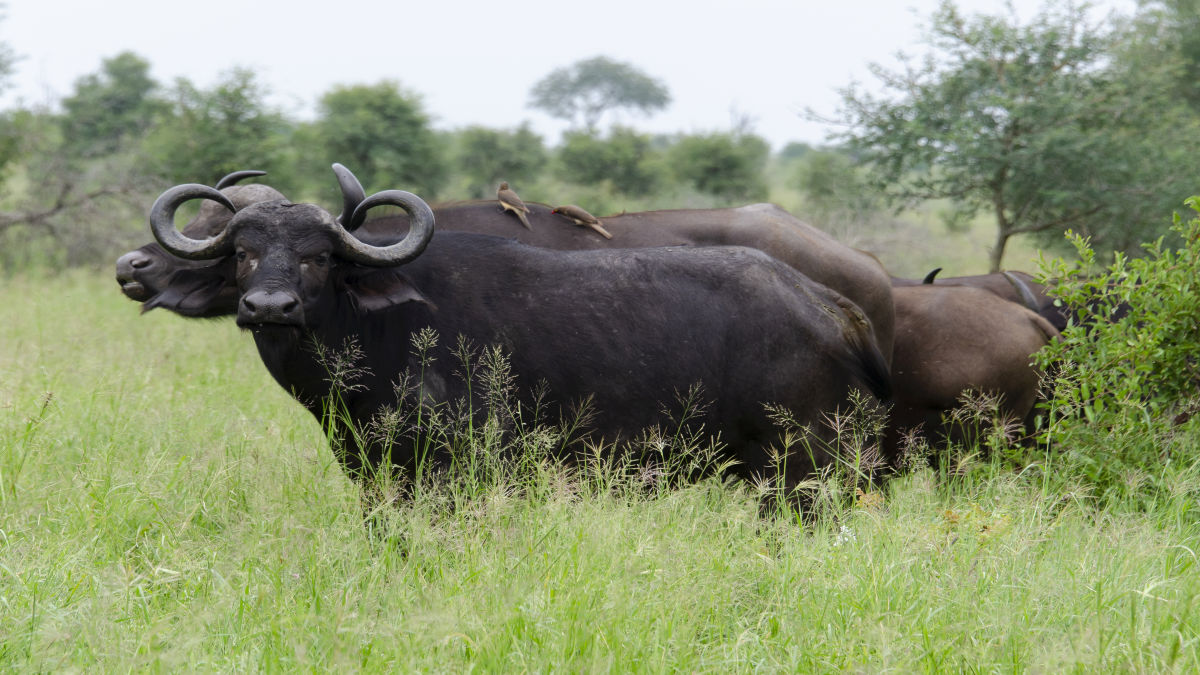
[777,141,814,161]
[273,120,330,203]
[528,56,670,132]
[557,126,665,197]
[667,131,769,202]
[451,124,546,199]
[792,148,880,219]
[830,0,1199,271]
[0,110,155,270]
[140,68,293,187]
[0,108,49,181]
[0,8,15,97]
[311,81,447,198]
[1071,1,1200,254]
[1134,0,1200,110]
[1037,198,1200,501]
[59,52,165,157]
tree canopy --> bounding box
[528,56,671,132]
[60,51,164,157]
[314,81,448,198]
[141,68,291,187]
[1134,0,1200,110]
[828,0,1199,270]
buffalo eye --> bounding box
[302,253,330,269]
[236,250,248,263]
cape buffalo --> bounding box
[894,268,1066,331]
[124,169,1059,467]
[887,284,1059,460]
[145,177,893,499]
[116,171,285,317]
[117,166,896,364]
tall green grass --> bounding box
[3,270,1200,671]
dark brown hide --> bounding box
[145,187,894,497]
[887,284,1058,459]
[349,200,896,364]
[893,270,1064,331]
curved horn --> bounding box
[1002,271,1040,312]
[335,190,436,266]
[922,267,942,284]
[214,170,267,190]
[148,184,238,260]
[332,163,367,228]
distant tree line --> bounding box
[0,0,1196,270]
[0,51,777,268]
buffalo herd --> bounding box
[118,167,1064,504]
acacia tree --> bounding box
[827,0,1197,271]
[529,56,670,133]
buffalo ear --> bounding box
[338,267,434,313]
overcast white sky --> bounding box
[1,0,1135,148]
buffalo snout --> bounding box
[239,289,303,327]
[115,250,155,300]
[116,250,153,273]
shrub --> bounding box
[452,125,547,199]
[1035,197,1200,502]
[667,131,769,203]
[556,127,665,196]
[792,149,880,220]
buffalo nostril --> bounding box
[115,251,152,276]
[240,291,302,325]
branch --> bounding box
[1008,205,1104,235]
[0,181,128,233]
[886,177,988,204]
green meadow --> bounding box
[1,269,1198,672]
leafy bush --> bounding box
[141,68,293,187]
[452,125,547,199]
[1035,197,1200,502]
[557,127,665,196]
[792,149,880,219]
[311,81,448,198]
[667,131,769,202]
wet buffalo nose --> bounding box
[239,290,302,325]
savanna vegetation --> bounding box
[5,261,1200,671]
[3,0,1200,670]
